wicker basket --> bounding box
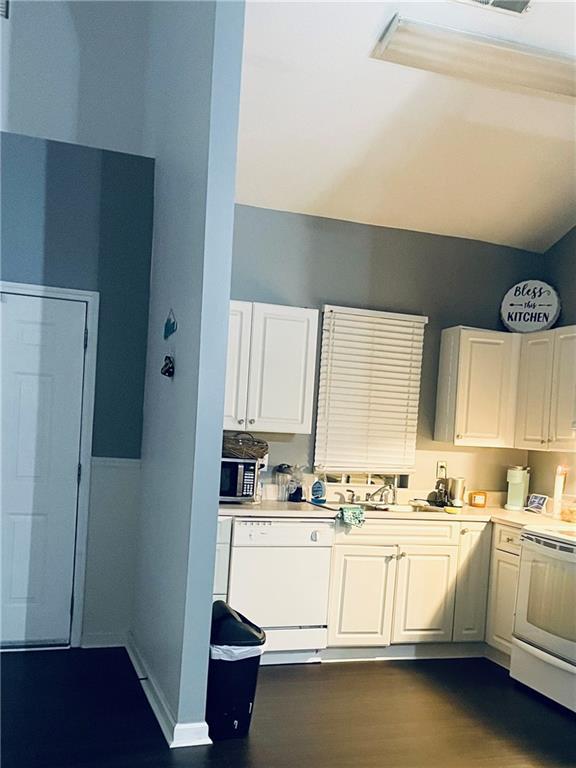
[222,432,269,460]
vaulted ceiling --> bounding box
[235,1,576,253]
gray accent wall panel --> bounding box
[1,132,154,458]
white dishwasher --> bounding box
[228,518,335,652]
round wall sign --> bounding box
[501,280,560,333]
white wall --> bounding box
[2,0,245,741]
[1,1,150,156]
[131,0,245,733]
[82,459,141,647]
[529,451,576,498]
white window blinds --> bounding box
[314,305,428,473]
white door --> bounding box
[486,549,519,655]
[514,331,554,450]
[327,545,397,647]
[392,546,458,644]
[548,326,576,451]
[223,301,252,431]
[455,330,519,447]
[1,293,86,646]
[246,303,318,433]
[453,523,491,642]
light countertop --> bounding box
[219,501,553,528]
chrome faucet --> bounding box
[366,479,397,505]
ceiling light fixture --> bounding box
[371,14,576,97]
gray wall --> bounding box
[1,132,154,458]
[544,227,576,325]
[232,204,544,464]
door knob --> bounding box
[238,418,245,424]
[248,419,255,425]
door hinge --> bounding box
[84,327,88,350]
[77,463,82,484]
[70,592,75,618]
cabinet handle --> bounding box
[248,419,255,425]
[397,552,406,559]
[237,418,245,425]
[540,439,546,444]
[456,434,463,440]
[461,528,469,535]
[505,536,514,543]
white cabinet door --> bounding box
[392,546,458,644]
[549,326,576,451]
[515,331,554,450]
[453,523,491,642]
[223,301,252,430]
[455,330,519,447]
[486,548,519,655]
[327,545,397,647]
[246,303,318,433]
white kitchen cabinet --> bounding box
[391,545,459,644]
[515,325,576,452]
[223,301,253,430]
[435,327,520,447]
[486,548,519,655]
[548,326,576,451]
[514,331,555,449]
[223,301,318,434]
[453,523,491,642]
[327,545,397,647]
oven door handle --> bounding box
[512,638,576,674]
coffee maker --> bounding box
[505,466,530,511]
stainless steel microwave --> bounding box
[220,458,258,502]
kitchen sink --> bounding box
[359,502,418,513]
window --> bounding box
[314,305,428,473]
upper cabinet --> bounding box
[434,327,520,448]
[436,324,576,451]
[515,326,576,451]
[514,331,555,449]
[223,301,319,434]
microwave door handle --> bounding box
[236,464,244,496]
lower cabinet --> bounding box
[486,548,520,655]
[392,546,458,644]
[327,545,397,646]
[327,521,492,648]
[453,523,491,642]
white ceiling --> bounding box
[235,1,576,253]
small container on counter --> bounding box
[469,490,487,508]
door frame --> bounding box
[0,281,99,647]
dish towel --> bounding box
[337,505,365,528]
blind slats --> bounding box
[314,306,427,473]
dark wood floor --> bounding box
[2,648,575,768]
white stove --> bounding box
[510,522,576,712]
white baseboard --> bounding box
[125,632,212,748]
[81,632,127,649]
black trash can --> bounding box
[206,601,266,740]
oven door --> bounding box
[514,536,576,665]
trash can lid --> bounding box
[211,601,266,647]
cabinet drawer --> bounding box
[334,519,460,546]
[493,524,522,556]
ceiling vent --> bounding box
[371,15,576,98]
[456,0,532,14]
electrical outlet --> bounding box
[436,461,447,479]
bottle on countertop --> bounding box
[310,473,327,505]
